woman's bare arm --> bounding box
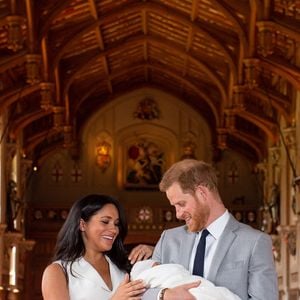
[41,263,69,300]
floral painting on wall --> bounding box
[125,139,165,189]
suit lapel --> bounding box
[180,226,196,269]
[207,215,240,282]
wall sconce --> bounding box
[96,141,111,172]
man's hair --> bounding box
[159,159,218,194]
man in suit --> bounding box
[130,159,278,300]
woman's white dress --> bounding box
[54,256,125,300]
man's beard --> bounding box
[187,197,210,232]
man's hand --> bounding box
[128,244,154,264]
[163,281,201,300]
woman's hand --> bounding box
[110,274,146,300]
[128,244,154,264]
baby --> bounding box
[131,259,241,300]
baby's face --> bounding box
[152,262,160,267]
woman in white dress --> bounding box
[42,194,146,300]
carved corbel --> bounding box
[26,54,41,85]
[5,15,24,52]
[52,106,65,129]
[40,82,54,111]
[269,146,281,166]
[233,85,246,108]
[63,125,73,148]
[0,224,7,236]
[243,59,260,89]
[282,125,296,152]
[216,128,227,150]
[256,21,275,57]
[224,109,236,131]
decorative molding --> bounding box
[271,234,281,262]
[279,226,297,256]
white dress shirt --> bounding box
[189,210,230,278]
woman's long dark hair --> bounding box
[52,194,131,274]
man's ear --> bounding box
[79,219,85,231]
[195,185,207,200]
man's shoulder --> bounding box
[163,224,190,236]
[230,216,269,240]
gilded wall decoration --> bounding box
[271,235,281,262]
[136,207,153,223]
[133,98,160,120]
[286,230,296,256]
[125,139,164,189]
[180,140,197,160]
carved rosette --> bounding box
[136,206,153,224]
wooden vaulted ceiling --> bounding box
[0,0,299,164]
